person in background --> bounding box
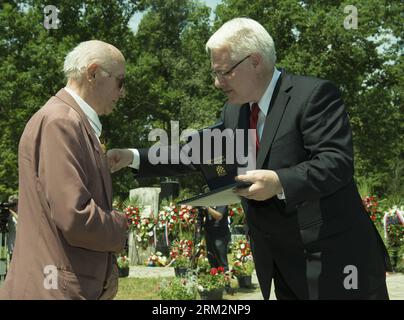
[200,206,231,271]
[198,205,233,293]
[6,195,18,261]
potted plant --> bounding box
[197,267,230,300]
[172,256,193,277]
[146,251,168,267]
[231,239,255,288]
[196,255,211,274]
[159,276,197,300]
[169,239,193,277]
[229,203,246,234]
[231,259,255,288]
[117,255,130,278]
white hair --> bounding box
[63,40,120,81]
[206,18,276,69]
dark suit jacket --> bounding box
[0,89,127,300]
[135,70,391,299]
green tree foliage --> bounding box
[0,0,140,200]
[0,0,402,201]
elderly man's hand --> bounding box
[107,148,134,173]
[234,170,283,201]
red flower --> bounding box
[210,268,218,276]
[217,266,225,273]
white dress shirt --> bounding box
[249,67,281,140]
[64,87,102,142]
[247,68,285,199]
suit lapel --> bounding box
[224,103,248,131]
[256,71,292,169]
[238,104,250,131]
[54,89,112,207]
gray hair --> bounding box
[63,40,120,81]
[206,18,276,69]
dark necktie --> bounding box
[249,103,260,151]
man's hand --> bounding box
[107,148,134,173]
[234,170,283,201]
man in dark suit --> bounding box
[108,18,391,299]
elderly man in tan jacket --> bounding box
[0,40,128,300]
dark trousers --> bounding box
[272,261,389,300]
[249,226,390,300]
[205,231,230,271]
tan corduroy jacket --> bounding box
[0,89,127,299]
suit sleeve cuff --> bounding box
[277,189,286,200]
[128,149,140,169]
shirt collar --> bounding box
[64,87,102,139]
[249,67,281,116]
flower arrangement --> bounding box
[157,205,178,233]
[133,217,157,249]
[232,239,252,258]
[123,198,158,249]
[156,204,197,242]
[362,195,383,225]
[197,267,231,292]
[124,206,142,231]
[117,255,130,269]
[231,257,255,276]
[178,205,198,227]
[169,239,193,268]
[383,206,404,247]
[231,239,255,276]
[228,202,245,226]
[159,276,197,300]
[196,255,211,274]
[146,251,168,267]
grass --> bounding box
[115,276,173,300]
[114,276,260,300]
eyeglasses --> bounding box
[98,65,125,91]
[211,55,251,79]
